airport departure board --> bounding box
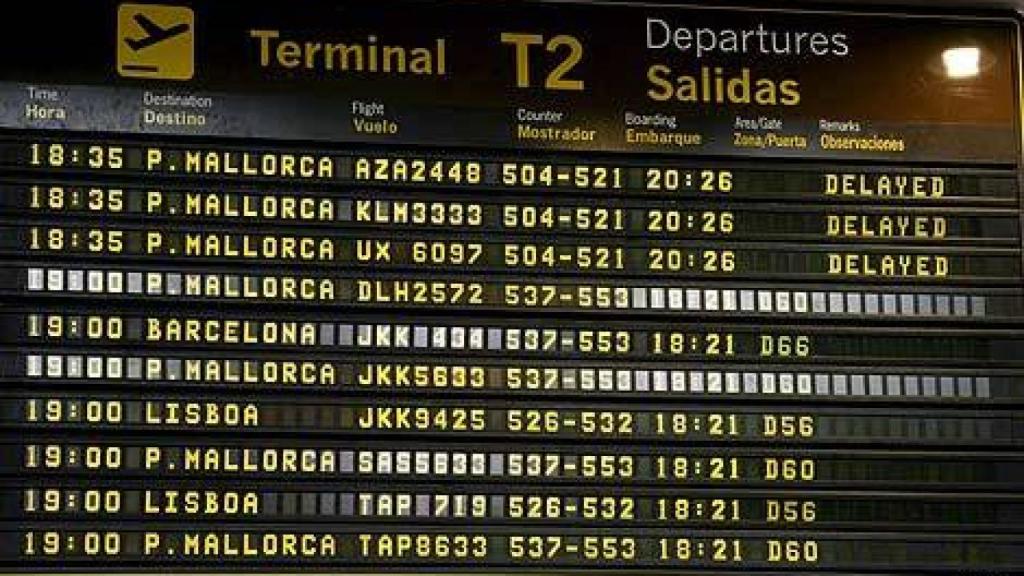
[0,0,1022,573]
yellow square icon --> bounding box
[117,3,194,80]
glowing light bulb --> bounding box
[942,46,981,79]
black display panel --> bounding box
[0,0,1021,573]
